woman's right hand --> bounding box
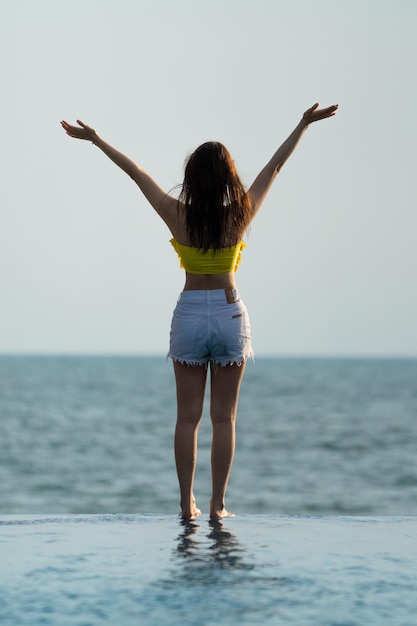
[60,119,98,142]
[302,103,338,126]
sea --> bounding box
[1,355,417,626]
[1,355,416,516]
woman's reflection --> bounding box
[171,519,254,582]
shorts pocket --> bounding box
[169,308,200,358]
[216,305,252,351]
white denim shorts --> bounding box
[168,289,254,367]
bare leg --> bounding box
[173,361,207,519]
[209,362,246,520]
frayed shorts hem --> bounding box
[167,353,254,368]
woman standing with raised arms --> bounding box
[61,102,337,520]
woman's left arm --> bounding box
[60,120,178,226]
[247,103,338,219]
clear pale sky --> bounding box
[1,0,416,356]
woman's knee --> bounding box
[210,406,236,425]
[177,404,204,426]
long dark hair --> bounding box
[178,141,252,252]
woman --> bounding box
[61,102,338,520]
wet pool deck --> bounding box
[1,514,416,625]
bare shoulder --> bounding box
[160,198,186,239]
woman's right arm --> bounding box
[60,120,178,227]
[247,103,338,219]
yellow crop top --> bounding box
[170,239,246,274]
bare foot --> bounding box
[180,497,201,520]
[209,507,235,521]
[180,507,202,521]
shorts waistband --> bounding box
[178,288,240,303]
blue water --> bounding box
[1,356,417,625]
[1,514,416,626]
[1,355,417,516]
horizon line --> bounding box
[1,352,416,360]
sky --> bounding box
[1,0,416,357]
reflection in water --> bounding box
[170,519,254,584]
[207,520,252,571]
[175,520,201,560]
[151,520,285,624]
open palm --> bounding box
[60,119,97,141]
[303,103,338,125]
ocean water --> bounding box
[1,355,417,516]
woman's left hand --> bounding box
[303,103,338,125]
[60,119,98,142]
